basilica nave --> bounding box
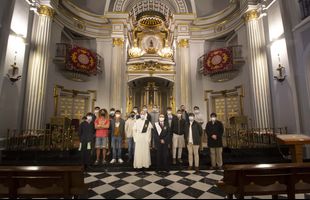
[1,0,310,199]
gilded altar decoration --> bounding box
[113,38,124,47]
[67,46,100,76]
[128,62,174,72]
[128,39,145,58]
[178,39,189,48]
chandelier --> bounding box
[128,39,145,58]
[137,10,165,28]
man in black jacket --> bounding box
[205,113,224,170]
[185,113,203,172]
[78,113,94,170]
[171,110,186,164]
[153,114,171,173]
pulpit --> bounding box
[276,134,310,163]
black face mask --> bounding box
[130,114,135,118]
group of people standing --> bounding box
[78,105,224,173]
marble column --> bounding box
[244,9,272,128]
[110,38,124,110]
[177,39,191,108]
[24,5,54,130]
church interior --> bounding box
[1,0,310,199]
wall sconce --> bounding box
[274,54,286,83]
[7,33,24,84]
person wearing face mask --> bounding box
[150,105,160,149]
[205,113,224,170]
[153,114,171,173]
[91,106,100,161]
[164,107,176,153]
[78,113,94,170]
[110,110,125,164]
[94,109,110,165]
[133,106,140,120]
[107,108,116,156]
[171,110,186,165]
[185,113,203,172]
[180,105,189,123]
[133,110,153,172]
[142,105,152,122]
[125,111,136,162]
[193,106,205,151]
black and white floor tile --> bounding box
[82,170,310,199]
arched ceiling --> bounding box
[69,0,233,16]
[195,0,231,17]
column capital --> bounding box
[178,39,189,48]
[37,5,54,18]
[243,9,259,22]
[112,38,124,47]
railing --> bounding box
[198,45,243,75]
[55,43,104,70]
[0,137,6,150]
[5,128,79,151]
[299,0,310,20]
[224,127,288,149]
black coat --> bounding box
[205,121,224,148]
[79,121,94,143]
[164,114,176,129]
[171,117,186,135]
[152,122,171,146]
[184,121,203,146]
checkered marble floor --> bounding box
[82,170,310,199]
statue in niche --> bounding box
[150,40,154,48]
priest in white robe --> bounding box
[133,110,153,169]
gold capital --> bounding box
[244,10,259,22]
[38,5,54,18]
[113,38,124,47]
[178,39,189,48]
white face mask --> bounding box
[143,108,148,112]
[177,113,182,118]
[211,117,216,122]
[86,116,92,122]
[189,116,195,122]
[94,110,99,114]
[194,110,200,114]
[153,108,158,112]
[133,109,138,114]
[140,115,146,120]
[159,117,165,122]
[110,111,115,115]
[115,114,121,118]
[167,111,172,115]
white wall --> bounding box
[0,0,30,137]
[264,0,300,133]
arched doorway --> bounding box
[127,77,175,114]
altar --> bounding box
[276,134,310,163]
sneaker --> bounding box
[102,160,107,165]
[172,159,176,165]
[110,159,116,164]
[118,158,124,164]
[94,160,99,166]
[178,159,183,164]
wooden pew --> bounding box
[0,165,88,199]
[217,163,310,199]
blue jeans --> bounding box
[111,136,122,159]
[127,137,135,160]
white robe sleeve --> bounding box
[147,123,153,144]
